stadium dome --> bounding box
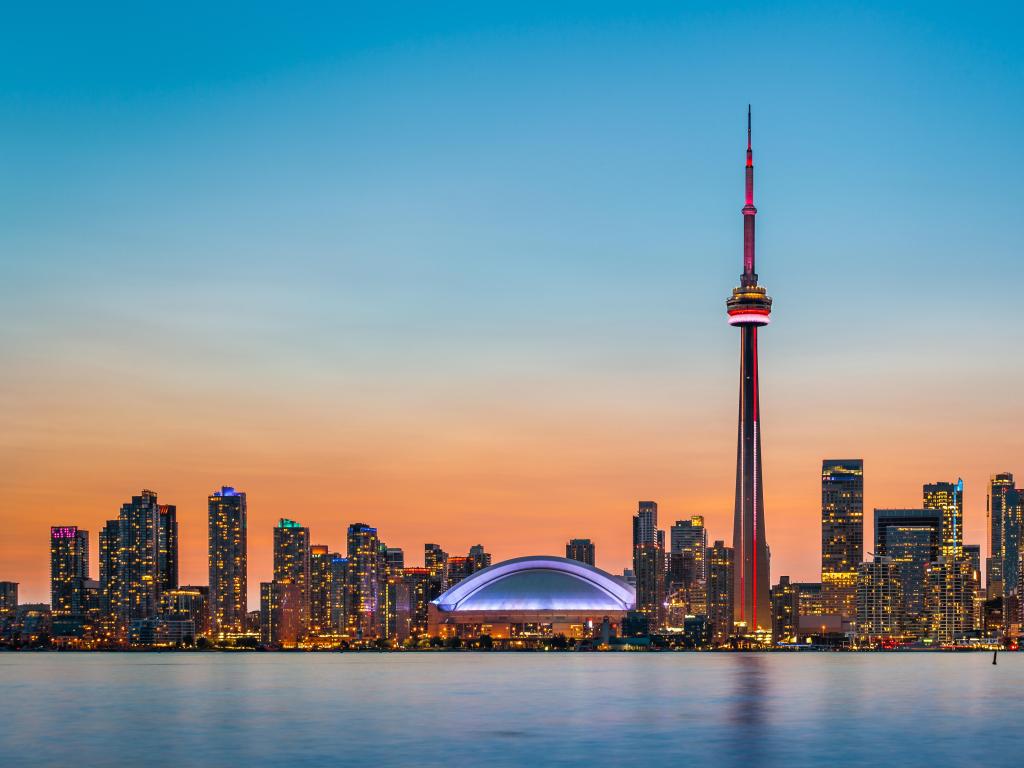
[432,555,635,612]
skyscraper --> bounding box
[260,581,302,646]
[346,523,383,639]
[632,501,665,626]
[987,472,1014,598]
[208,486,247,636]
[156,504,178,592]
[821,460,864,620]
[309,545,336,637]
[923,480,964,558]
[727,108,772,632]
[565,539,596,566]
[875,508,942,637]
[707,540,735,644]
[670,516,708,583]
[274,518,311,636]
[50,526,89,615]
[117,491,161,622]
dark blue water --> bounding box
[0,652,1016,766]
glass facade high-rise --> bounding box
[274,518,311,636]
[346,523,383,639]
[875,508,942,636]
[309,545,337,637]
[923,480,963,558]
[821,460,864,620]
[0,582,17,616]
[707,540,734,644]
[670,516,707,584]
[117,491,162,622]
[50,526,89,615]
[565,539,596,566]
[157,504,178,592]
[987,473,1014,599]
[208,487,247,636]
[632,501,665,627]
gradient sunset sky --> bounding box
[3,2,1023,604]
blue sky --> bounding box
[2,2,1023,598]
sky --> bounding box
[2,2,1022,604]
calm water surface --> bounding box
[0,652,1018,767]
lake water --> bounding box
[0,652,1017,767]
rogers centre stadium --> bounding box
[427,555,636,639]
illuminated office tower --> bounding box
[770,576,799,644]
[632,501,666,626]
[987,473,1014,598]
[117,490,162,622]
[1002,487,1023,602]
[855,557,903,642]
[926,557,976,643]
[208,486,247,636]
[98,520,121,621]
[875,509,942,637]
[565,539,596,566]
[346,523,384,639]
[50,526,89,615]
[671,516,708,583]
[468,544,491,571]
[260,580,302,646]
[309,545,337,637]
[156,504,178,591]
[923,480,964,558]
[329,554,349,632]
[821,460,864,621]
[794,582,825,619]
[274,518,311,636]
[707,541,735,644]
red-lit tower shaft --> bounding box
[727,107,772,632]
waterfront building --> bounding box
[925,557,977,643]
[794,581,825,619]
[923,480,963,558]
[386,547,405,571]
[208,486,247,636]
[329,554,349,632]
[260,581,302,646]
[1002,487,1023,604]
[159,587,208,636]
[632,501,665,628]
[117,490,164,623]
[875,509,942,637]
[274,518,311,636]
[97,520,121,636]
[157,503,178,591]
[565,539,596,566]
[707,540,734,644]
[821,460,864,621]
[50,526,89,616]
[727,109,773,632]
[987,473,1014,599]
[770,576,800,644]
[309,545,336,637]
[428,556,635,641]
[346,523,384,639]
[855,557,902,642]
[671,516,707,583]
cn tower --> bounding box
[726,106,772,632]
